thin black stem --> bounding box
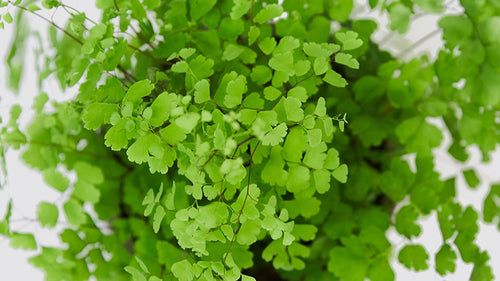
[223,140,261,265]
[231,136,255,159]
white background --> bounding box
[0,0,499,280]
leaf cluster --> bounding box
[0,0,499,281]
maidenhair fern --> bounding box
[0,0,499,281]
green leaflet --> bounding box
[313,58,331,75]
[259,37,277,55]
[328,246,370,281]
[105,118,132,150]
[388,3,411,33]
[172,61,189,73]
[463,169,480,188]
[43,169,70,192]
[251,65,272,85]
[483,185,500,223]
[282,197,321,218]
[287,165,310,193]
[0,200,12,235]
[327,0,353,22]
[314,97,327,117]
[124,266,147,281]
[175,112,200,132]
[254,4,283,24]
[127,133,162,164]
[10,232,37,250]
[323,69,348,87]
[303,42,340,57]
[435,244,457,276]
[5,10,28,92]
[283,127,307,162]
[242,275,256,281]
[231,0,251,19]
[149,92,177,127]
[224,74,247,108]
[33,93,49,114]
[159,124,187,145]
[379,158,415,202]
[189,0,216,20]
[82,103,119,130]
[74,161,104,185]
[262,146,288,186]
[478,16,500,44]
[263,86,282,101]
[220,158,247,185]
[274,36,300,54]
[332,164,348,183]
[335,53,359,69]
[398,244,429,271]
[294,59,311,76]
[284,97,304,122]
[335,31,363,51]
[303,142,327,169]
[248,26,260,45]
[153,205,166,233]
[439,15,473,48]
[269,52,295,75]
[395,117,443,156]
[73,181,101,203]
[194,79,211,103]
[367,258,395,281]
[262,123,288,146]
[63,199,87,227]
[237,219,262,245]
[395,205,421,239]
[222,44,244,61]
[288,86,308,102]
[263,240,310,270]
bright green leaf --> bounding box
[63,199,87,226]
[10,233,37,250]
[435,244,457,276]
[124,266,147,281]
[171,260,194,281]
[398,244,429,271]
[284,97,304,122]
[388,3,411,33]
[262,123,288,146]
[43,169,70,192]
[153,206,166,233]
[231,0,251,19]
[254,4,283,24]
[225,74,247,108]
[323,69,347,87]
[263,86,282,101]
[259,37,277,55]
[335,53,359,69]
[395,205,421,239]
[82,103,119,130]
[124,79,154,102]
[37,202,58,228]
[463,169,480,188]
[150,92,177,127]
[194,79,210,104]
[332,164,348,183]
